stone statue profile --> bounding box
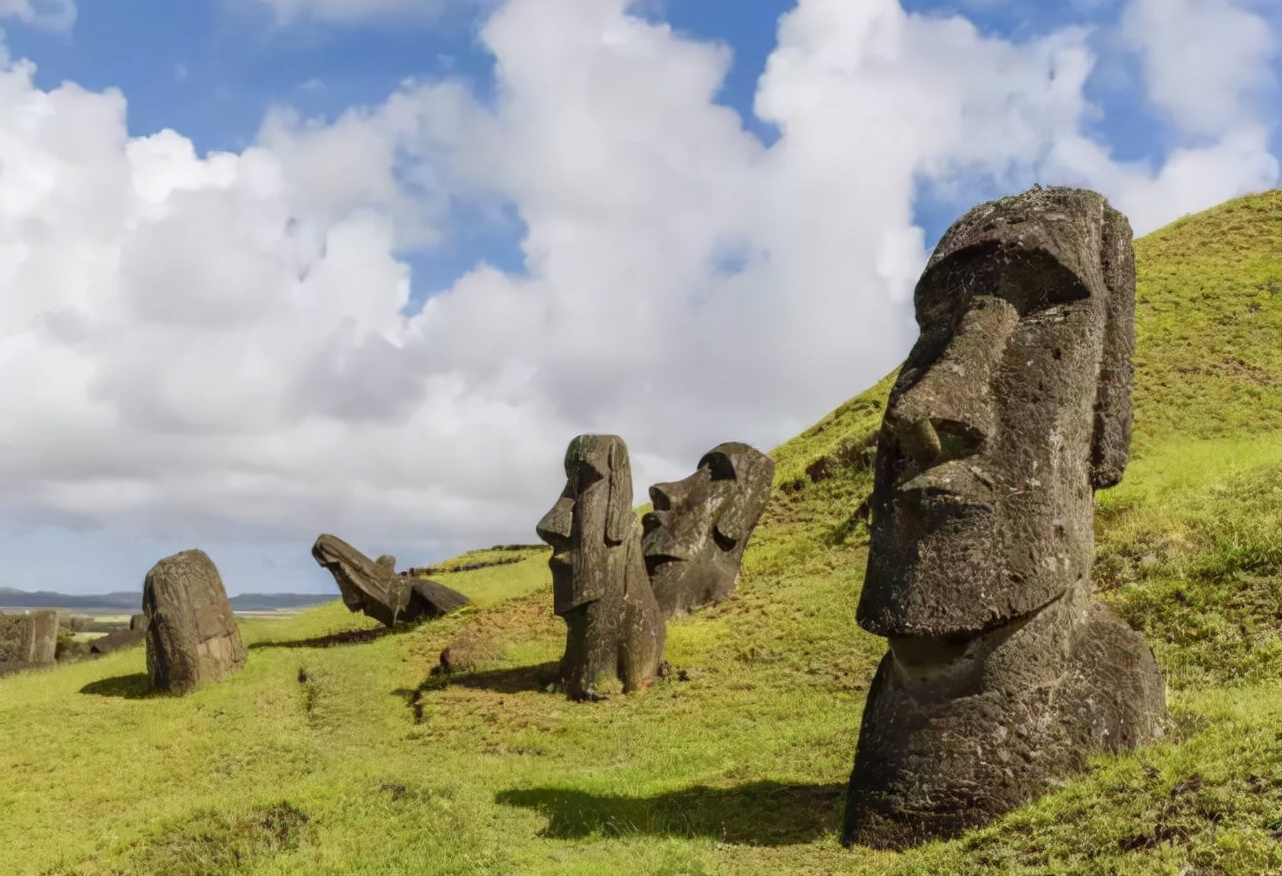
[642,442,774,616]
[843,187,1166,849]
[536,434,665,700]
[312,534,469,627]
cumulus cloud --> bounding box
[0,0,75,30]
[0,0,1277,593]
[1121,0,1275,137]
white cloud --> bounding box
[1121,0,1275,137]
[0,0,75,31]
[0,0,1277,593]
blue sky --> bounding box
[0,0,1277,595]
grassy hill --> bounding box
[1,191,1278,876]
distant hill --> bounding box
[0,586,334,613]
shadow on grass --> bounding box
[250,626,400,650]
[496,780,844,845]
[421,660,562,695]
[80,672,155,699]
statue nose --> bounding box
[648,483,674,511]
[536,498,573,550]
[886,295,1018,467]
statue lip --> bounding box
[895,462,995,513]
[643,552,683,577]
[548,551,572,574]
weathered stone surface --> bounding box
[90,627,145,655]
[311,534,470,626]
[843,187,1166,849]
[129,613,148,632]
[536,434,665,700]
[0,609,59,665]
[143,549,247,694]
[642,442,774,616]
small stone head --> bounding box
[642,442,774,615]
[858,187,1136,639]
[536,435,636,616]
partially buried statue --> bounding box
[843,186,1166,849]
[642,442,774,617]
[143,549,246,694]
[312,534,470,627]
[536,434,665,700]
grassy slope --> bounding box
[1,192,1278,876]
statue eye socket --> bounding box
[699,453,737,481]
[573,465,604,492]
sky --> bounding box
[0,0,1277,596]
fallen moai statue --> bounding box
[642,442,774,616]
[842,186,1166,849]
[90,627,145,655]
[537,434,665,700]
[143,549,247,694]
[0,609,59,669]
[311,534,470,627]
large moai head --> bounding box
[311,534,469,626]
[536,434,665,699]
[642,442,775,616]
[536,434,637,618]
[843,187,1163,850]
[143,549,246,694]
[858,186,1135,640]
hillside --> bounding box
[0,191,1278,876]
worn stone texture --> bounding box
[311,534,469,626]
[536,435,665,700]
[643,442,774,616]
[143,549,247,694]
[843,187,1165,849]
[90,627,145,655]
[0,609,59,665]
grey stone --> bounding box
[643,442,774,616]
[0,609,59,666]
[536,434,665,700]
[143,549,247,694]
[843,187,1166,849]
[311,534,469,627]
[90,628,145,655]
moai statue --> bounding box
[842,187,1166,849]
[536,434,666,700]
[311,534,470,627]
[0,609,59,667]
[642,442,775,617]
[143,549,247,694]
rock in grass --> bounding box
[142,549,247,694]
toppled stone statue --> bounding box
[843,187,1166,849]
[536,434,665,700]
[311,534,470,627]
[90,627,145,655]
[642,442,775,616]
[0,609,59,667]
[143,549,247,694]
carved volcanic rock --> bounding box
[311,533,470,627]
[0,609,59,667]
[642,442,774,617]
[143,549,246,694]
[536,434,665,700]
[843,187,1166,849]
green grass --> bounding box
[1,191,1279,875]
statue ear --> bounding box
[605,437,633,544]
[1090,207,1135,490]
[713,447,775,546]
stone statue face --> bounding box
[642,442,774,615]
[858,190,1135,638]
[536,435,634,616]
